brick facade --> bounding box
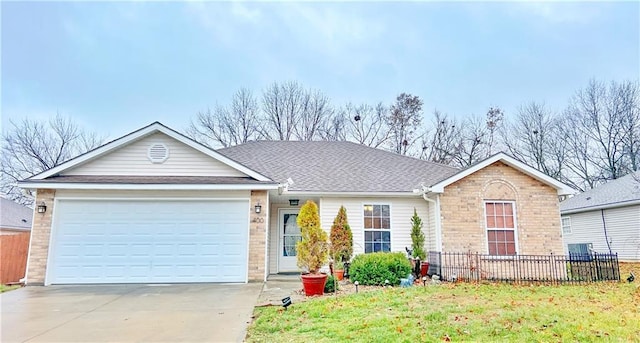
[248,190,268,282]
[439,161,564,255]
[26,189,56,285]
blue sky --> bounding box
[2,1,639,137]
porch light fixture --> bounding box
[289,199,299,206]
[37,202,47,214]
[254,202,262,214]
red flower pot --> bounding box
[421,262,430,277]
[301,273,328,296]
[334,269,344,281]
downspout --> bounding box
[415,187,443,252]
[601,209,613,255]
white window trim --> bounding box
[561,216,571,235]
[483,200,519,256]
[362,203,392,253]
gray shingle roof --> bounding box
[1,198,33,231]
[218,141,459,193]
[560,170,640,213]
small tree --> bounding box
[329,205,353,267]
[296,200,329,274]
[410,208,426,260]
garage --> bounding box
[47,199,249,284]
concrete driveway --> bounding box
[0,283,263,343]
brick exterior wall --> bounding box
[439,161,564,255]
[248,190,268,282]
[26,189,56,285]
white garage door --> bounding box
[48,199,249,284]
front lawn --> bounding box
[0,284,20,293]
[247,281,640,342]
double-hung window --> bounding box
[485,201,517,256]
[364,204,390,253]
[561,217,571,235]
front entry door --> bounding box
[278,209,302,272]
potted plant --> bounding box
[330,205,353,281]
[410,208,429,276]
[296,200,330,296]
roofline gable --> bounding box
[427,152,576,196]
[27,122,272,182]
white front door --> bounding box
[278,209,302,272]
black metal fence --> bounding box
[427,251,620,284]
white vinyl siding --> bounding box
[319,197,430,256]
[64,133,248,177]
[561,205,640,261]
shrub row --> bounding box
[349,252,412,286]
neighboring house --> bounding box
[0,198,33,235]
[18,122,574,285]
[560,171,640,262]
[0,198,32,284]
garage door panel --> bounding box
[49,199,249,284]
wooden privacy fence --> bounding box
[428,251,620,284]
[1,232,30,284]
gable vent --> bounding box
[148,143,169,163]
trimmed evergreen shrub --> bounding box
[324,274,339,293]
[410,208,426,260]
[349,252,412,286]
[330,205,353,266]
[296,200,329,274]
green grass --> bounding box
[0,284,20,293]
[247,282,640,342]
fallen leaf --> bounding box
[442,334,451,341]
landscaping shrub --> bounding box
[349,252,412,286]
[324,274,339,293]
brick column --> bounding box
[26,189,56,285]
[248,190,268,282]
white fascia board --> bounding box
[560,200,640,215]
[17,182,279,191]
[28,122,272,182]
[429,153,576,196]
[284,191,420,197]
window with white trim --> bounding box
[485,201,517,256]
[364,204,390,253]
[561,216,571,235]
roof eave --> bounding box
[561,199,640,214]
[282,190,422,197]
[17,181,279,191]
[428,152,577,196]
[26,122,272,182]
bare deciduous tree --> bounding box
[566,79,635,182]
[294,89,333,141]
[501,102,566,179]
[1,114,105,204]
[186,88,260,148]
[387,93,423,155]
[453,114,488,167]
[420,110,461,164]
[261,81,305,141]
[342,102,390,148]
